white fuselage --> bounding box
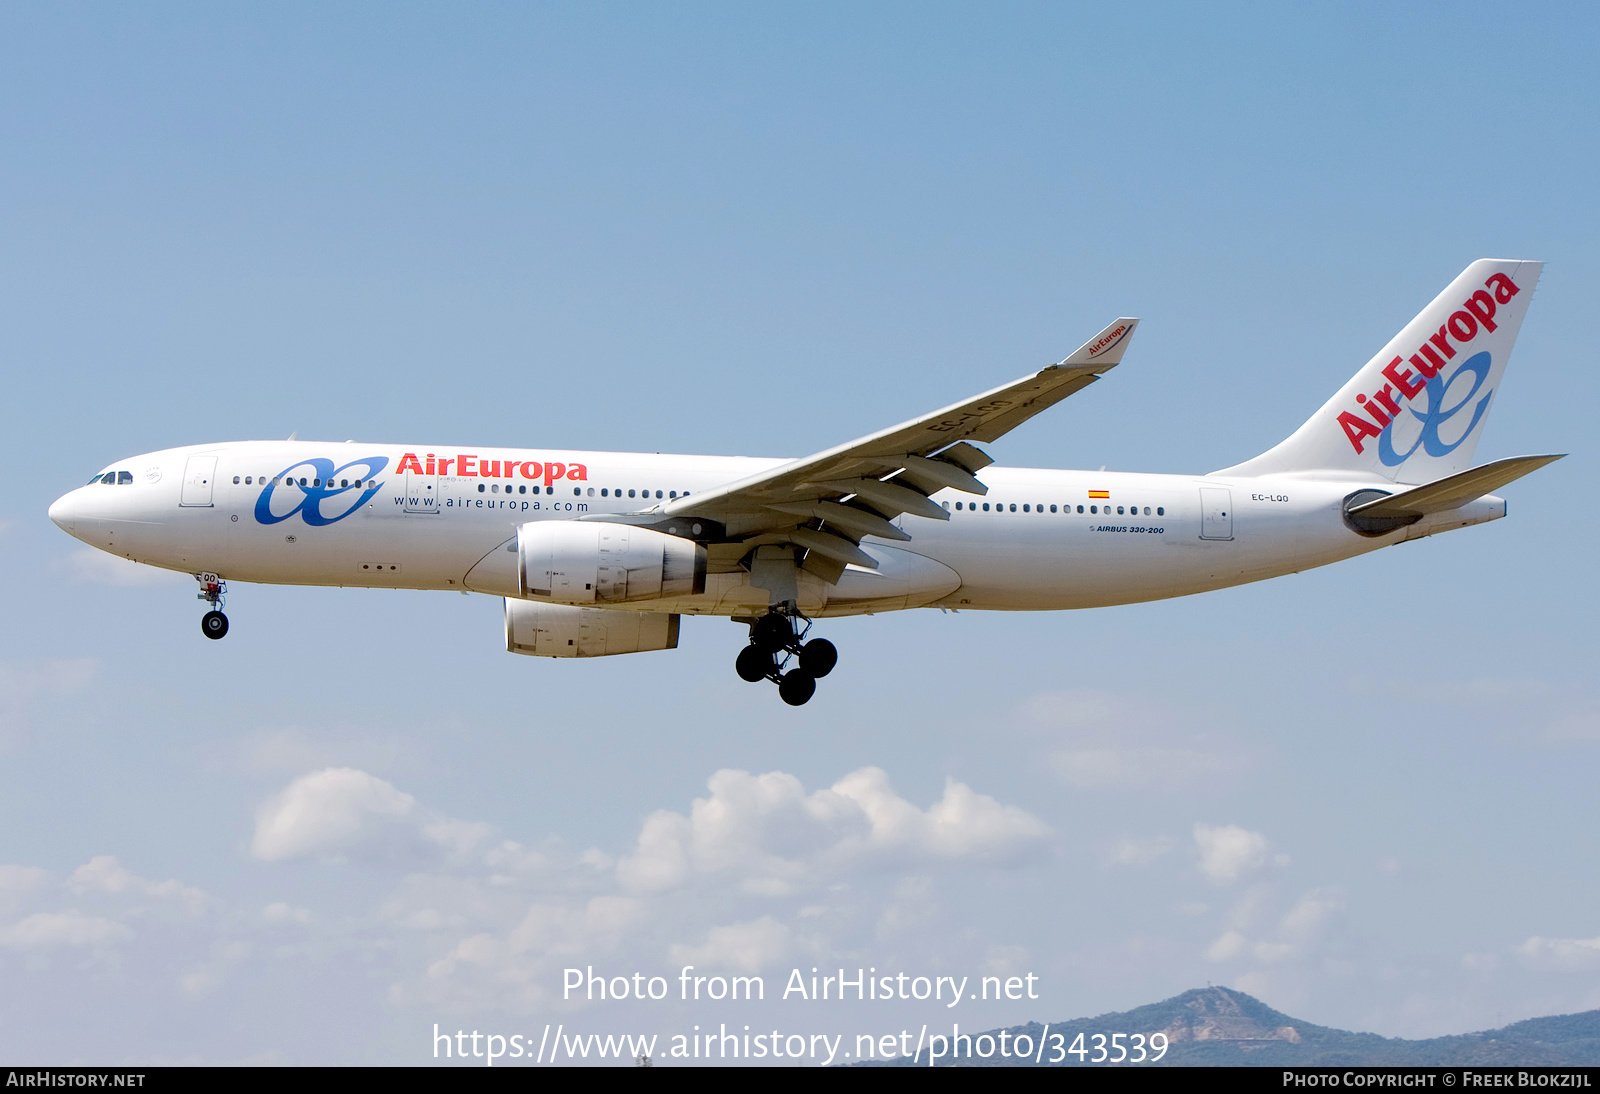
[49,440,1506,618]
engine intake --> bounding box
[517,521,706,604]
[504,600,680,658]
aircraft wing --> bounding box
[635,317,1138,577]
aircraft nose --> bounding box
[48,490,81,535]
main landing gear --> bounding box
[735,609,837,706]
[195,573,229,640]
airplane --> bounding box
[48,259,1561,705]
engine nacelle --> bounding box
[504,599,680,658]
[517,521,706,605]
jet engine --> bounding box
[516,521,706,605]
[504,599,680,658]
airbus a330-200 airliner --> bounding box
[49,260,1560,704]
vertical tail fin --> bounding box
[1217,260,1543,483]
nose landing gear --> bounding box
[734,609,836,705]
[195,573,229,640]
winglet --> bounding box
[1061,318,1139,369]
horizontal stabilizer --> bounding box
[1349,454,1564,520]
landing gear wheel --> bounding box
[736,645,775,683]
[751,612,795,654]
[778,669,816,706]
[201,610,229,640]
[798,638,837,678]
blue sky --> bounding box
[2,2,1597,1064]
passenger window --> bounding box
[233,476,241,485]
[574,487,581,496]
[1144,507,1151,516]
[628,489,636,498]
[1090,505,1098,514]
[532,486,540,494]
[1157,506,1164,516]
[982,503,990,511]
[1009,504,1016,512]
[519,485,526,494]
[1050,505,1057,513]
[1022,504,1030,512]
[955,502,963,510]
[477,484,486,493]
[656,490,663,499]
[1076,505,1084,513]
[600,488,608,497]
[588,488,595,496]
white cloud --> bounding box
[1105,835,1174,866]
[261,902,311,926]
[251,768,491,863]
[1202,886,1345,969]
[1023,690,1243,789]
[668,916,790,973]
[0,865,49,913]
[1280,887,1344,943]
[179,941,250,997]
[615,767,1049,895]
[1194,824,1278,885]
[1516,935,1600,970]
[0,911,132,950]
[51,549,187,587]
[70,856,207,915]
[1205,929,1247,961]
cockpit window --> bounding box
[99,472,116,485]
[117,471,133,485]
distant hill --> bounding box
[862,986,1600,1066]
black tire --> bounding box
[735,644,774,683]
[751,613,795,653]
[798,638,837,678]
[201,611,229,640]
[778,669,816,706]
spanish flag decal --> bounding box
[1088,490,1110,499]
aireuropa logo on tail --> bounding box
[1337,272,1520,465]
[1085,324,1131,358]
[255,456,389,526]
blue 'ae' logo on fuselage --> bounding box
[1378,351,1494,467]
[254,456,388,526]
